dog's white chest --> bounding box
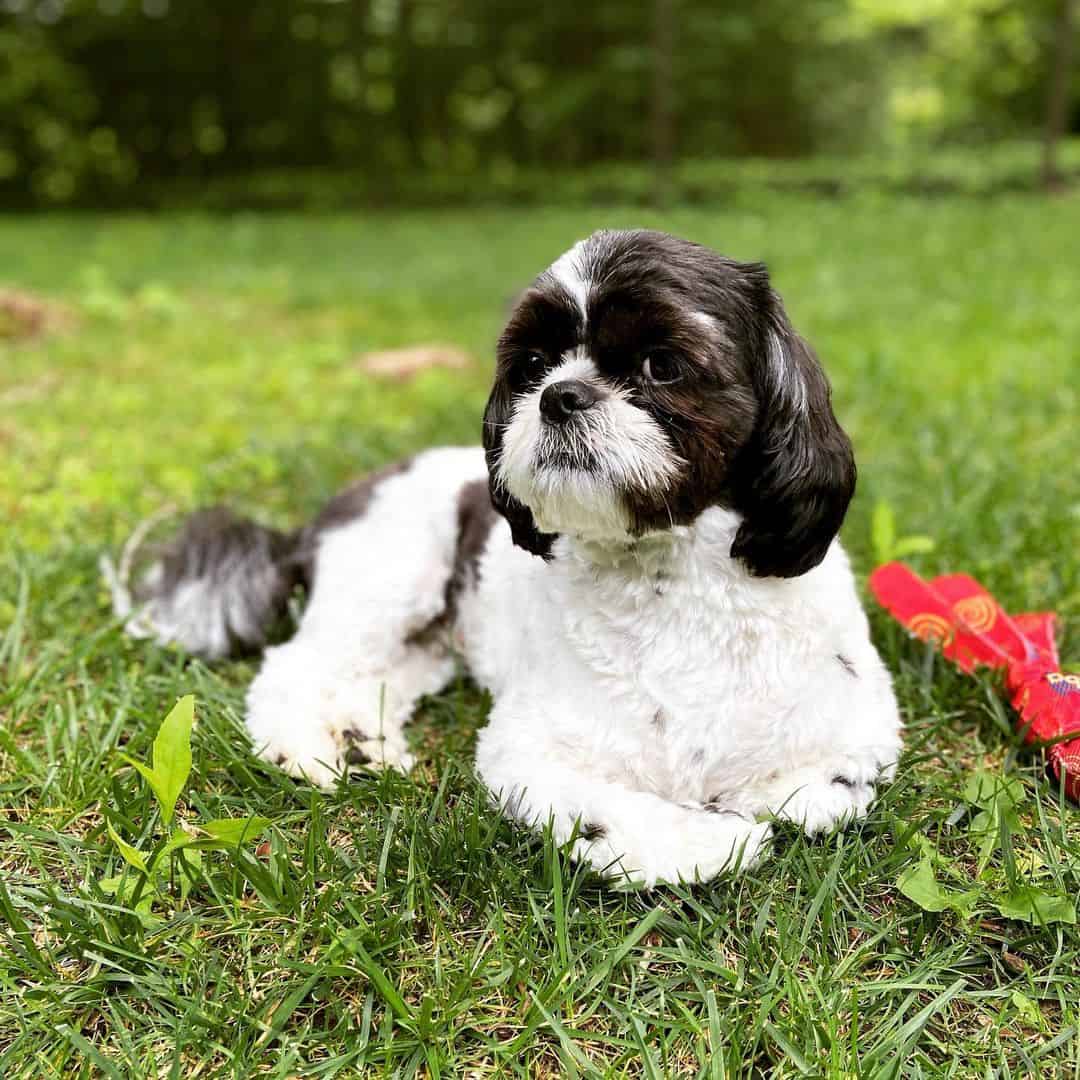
[550,526,804,756]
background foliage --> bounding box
[0,0,1076,207]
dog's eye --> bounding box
[520,351,546,372]
[642,350,682,385]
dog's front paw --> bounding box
[771,776,876,836]
[341,726,416,773]
[578,808,771,886]
[249,708,345,788]
[245,641,414,788]
[248,702,415,787]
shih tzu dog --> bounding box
[109,230,902,885]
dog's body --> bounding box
[116,230,902,884]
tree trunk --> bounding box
[1042,0,1076,191]
[652,0,676,206]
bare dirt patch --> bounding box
[0,288,74,342]
[355,343,473,381]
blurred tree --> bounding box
[1042,0,1076,188]
[842,0,1075,147]
[0,0,1074,206]
[652,0,675,205]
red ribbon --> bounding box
[869,563,1080,802]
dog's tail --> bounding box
[101,507,306,660]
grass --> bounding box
[1,192,1079,1076]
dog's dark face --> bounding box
[482,230,855,578]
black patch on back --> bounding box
[449,479,499,597]
[294,458,414,581]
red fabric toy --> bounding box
[869,563,1080,802]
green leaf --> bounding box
[1010,990,1042,1027]
[992,886,1076,925]
[897,857,950,911]
[97,875,130,898]
[124,694,194,826]
[962,770,1023,811]
[107,824,149,875]
[160,825,197,854]
[893,535,936,557]
[132,895,159,928]
[175,846,203,901]
[196,816,271,850]
[871,500,896,565]
[963,771,1024,872]
[897,856,979,916]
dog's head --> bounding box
[482,230,855,577]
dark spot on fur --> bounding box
[835,653,858,678]
[581,822,606,841]
[407,478,499,647]
[704,803,748,819]
[346,746,372,766]
[831,775,856,788]
[342,728,369,744]
[482,288,581,558]
[275,753,287,766]
[652,708,666,731]
[448,479,499,603]
[690,747,705,766]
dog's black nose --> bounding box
[539,380,599,424]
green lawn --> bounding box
[1,196,1079,1076]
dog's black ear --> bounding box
[730,292,856,578]
[482,380,557,559]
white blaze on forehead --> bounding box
[542,349,598,388]
[547,240,593,324]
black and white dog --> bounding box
[111,230,902,885]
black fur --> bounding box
[409,478,501,647]
[484,229,855,578]
[294,458,413,579]
[729,294,856,578]
[448,479,500,603]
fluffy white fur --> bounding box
[236,445,899,885]
[245,448,484,786]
